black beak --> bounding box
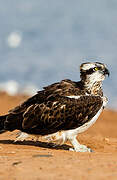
[104,68,110,77]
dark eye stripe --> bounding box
[81,68,94,75]
[81,67,102,75]
[86,68,95,74]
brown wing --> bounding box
[4,91,46,131]
[21,95,103,135]
[9,79,83,115]
[4,79,82,131]
[43,79,86,96]
[4,79,102,133]
[9,91,46,114]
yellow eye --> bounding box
[94,67,99,71]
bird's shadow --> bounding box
[0,139,71,151]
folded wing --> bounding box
[21,95,103,135]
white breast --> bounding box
[65,96,107,138]
[65,106,103,138]
[76,106,103,133]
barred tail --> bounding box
[0,115,7,134]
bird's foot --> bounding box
[69,144,93,152]
[14,132,29,142]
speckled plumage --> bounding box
[0,62,109,152]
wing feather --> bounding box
[4,79,103,134]
[22,95,103,135]
[8,79,80,115]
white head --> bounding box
[80,62,110,84]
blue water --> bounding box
[0,0,117,109]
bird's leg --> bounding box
[44,131,67,145]
[14,131,29,142]
[68,136,93,152]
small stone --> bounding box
[12,161,22,166]
[104,137,109,143]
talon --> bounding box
[69,148,75,151]
[89,148,94,152]
[14,132,29,142]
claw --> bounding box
[68,136,93,152]
[14,132,29,142]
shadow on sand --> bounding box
[0,139,71,151]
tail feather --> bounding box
[0,115,7,134]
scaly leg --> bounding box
[68,136,93,152]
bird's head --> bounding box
[80,62,110,84]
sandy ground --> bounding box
[0,92,117,180]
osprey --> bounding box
[0,62,109,152]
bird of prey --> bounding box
[0,62,109,152]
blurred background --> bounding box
[0,0,117,109]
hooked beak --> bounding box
[104,68,110,77]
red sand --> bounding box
[0,92,117,180]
